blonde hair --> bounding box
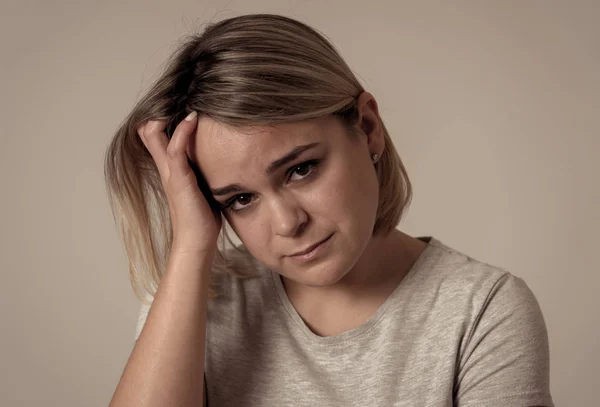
[103,13,412,303]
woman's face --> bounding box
[188,95,384,287]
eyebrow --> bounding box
[210,142,321,197]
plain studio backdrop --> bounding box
[1,1,597,405]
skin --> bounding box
[187,91,428,336]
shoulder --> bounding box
[406,238,553,405]
[411,237,515,302]
[419,239,553,405]
[407,237,547,345]
[434,238,539,308]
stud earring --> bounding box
[371,153,379,163]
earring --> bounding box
[371,153,379,163]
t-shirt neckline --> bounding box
[269,236,439,346]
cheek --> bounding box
[294,164,378,241]
[329,161,379,221]
[227,217,270,254]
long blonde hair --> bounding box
[104,13,412,303]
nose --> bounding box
[270,194,308,237]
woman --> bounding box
[105,13,554,406]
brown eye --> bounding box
[288,160,320,182]
[223,193,255,213]
[294,164,311,176]
[236,194,252,205]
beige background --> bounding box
[1,1,597,405]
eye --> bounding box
[223,193,254,213]
[222,160,321,214]
[288,160,320,182]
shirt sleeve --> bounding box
[454,273,555,407]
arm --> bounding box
[109,250,213,407]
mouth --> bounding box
[288,233,334,257]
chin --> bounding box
[286,253,354,287]
[274,233,366,287]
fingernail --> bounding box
[185,111,198,121]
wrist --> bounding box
[165,248,215,282]
[171,239,218,258]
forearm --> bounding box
[109,250,213,407]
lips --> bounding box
[288,234,333,257]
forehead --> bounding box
[188,116,342,182]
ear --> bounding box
[355,91,385,157]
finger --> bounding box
[167,111,198,177]
[140,120,170,179]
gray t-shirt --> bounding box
[135,236,554,406]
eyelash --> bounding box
[222,159,321,213]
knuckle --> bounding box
[136,124,146,138]
[145,120,167,136]
[166,144,178,158]
[146,120,160,133]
